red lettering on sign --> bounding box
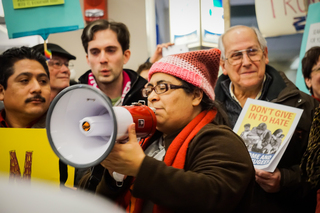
[283,0,297,15]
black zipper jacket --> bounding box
[78,68,148,106]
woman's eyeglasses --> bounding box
[142,83,187,97]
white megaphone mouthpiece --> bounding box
[46,84,156,169]
[79,114,113,137]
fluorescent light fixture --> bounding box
[290,56,300,70]
[0,0,4,17]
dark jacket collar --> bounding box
[78,68,143,86]
[0,109,46,128]
[0,109,8,127]
[78,68,147,106]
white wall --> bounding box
[108,0,149,71]
[49,0,149,80]
[49,29,86,80]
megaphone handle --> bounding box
[112,171,125,187]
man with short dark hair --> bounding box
[77,19,148,188]
[136,62,153,80]
[79,19,147,106]
[215,25,319,212]
[0,46,50,128]
[32,43,76,101]
[0,46,71,187]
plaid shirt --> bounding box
[0,110,9,127]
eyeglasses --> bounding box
[48,60,74,69]
[225,48,264,65]
[142,83,187,97]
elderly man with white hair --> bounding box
[214,25,319,213]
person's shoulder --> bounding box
[124,69,147,87]
[214,75,231,102]
[277,70,320,107]
[124,68,140,79]
[122,69,147,105]
[198,123,238,139]
[192,123,251,156]
[268,65,319,107]
[70,79,79,85]
[78,70,92,83]
[299,90,320,110]
[216,73,229,88]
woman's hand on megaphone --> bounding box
[100,123,146,177]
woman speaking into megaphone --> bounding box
[78,49,255,213]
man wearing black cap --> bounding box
[32,43,76,101]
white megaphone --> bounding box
[46,84,157,173]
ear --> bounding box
[0,84,5,101]
[86,54,89,65]
[123,49,131,65]
[305,78,312,89]
[220,58,228,76]
[192,89,203,107]
[263,47,269,65]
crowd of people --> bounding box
[1,19,320,213]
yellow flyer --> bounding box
[0,128,74,188]
[12,0,64,9]
[233,98,303,172]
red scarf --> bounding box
[119,109,217,213]
[316,189,320,213]
[312,94,320,103]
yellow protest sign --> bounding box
[0,128,74,188]
[12,0,65,9]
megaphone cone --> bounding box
[46,84,156,168]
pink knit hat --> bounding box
[148,48,221,100]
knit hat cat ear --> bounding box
[148,48,221,100]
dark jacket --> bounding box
[79,122,255,213]
[0,101,4,111]
[78,68,147,106]
[215,64,319,213]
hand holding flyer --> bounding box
[233,98,303,172]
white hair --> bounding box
[218,26,267,60]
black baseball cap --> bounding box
[32,43,76,60]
